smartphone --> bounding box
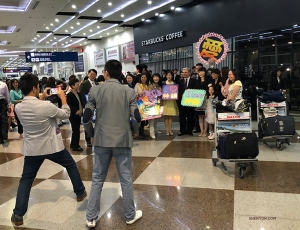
[50,88,58,94]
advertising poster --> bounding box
[106,46,120,61]
[162,84,178,100]
[136,90,163,120]
[121,41,135,62]
[181,89,206,107]
[94,49,105,66]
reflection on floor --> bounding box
[1,120,300,230]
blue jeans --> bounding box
[86,147,135,222]
[13,148,85,216]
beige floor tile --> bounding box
[132,141,171,157]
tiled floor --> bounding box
[1,119,300,230]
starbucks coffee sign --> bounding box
[141,31,185,46]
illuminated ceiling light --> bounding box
[70,26,74,29]
[50,23,54,26]
[79,0,99,14]
[54,37,56,39]
[100,36,102,38]
[148,1,152,4]
[83,33,86,35]
[46,27,49,29]
[46,41,49,44]
[84,42,87,44]
[115,29,118,32]
[37,35,40,37]
[108,2,112,6]
[159,14,165,17]
[53,16,75,32]
[90,29,93,32]
[65,30,68,32]
[103,0,137,18]
[71,20,97,35]
[50,39,52,41]
[124,0,175,22]
[31,39,34,42]
[70,40,72,42]
[155,13,159,16]
[142,18,145,21]
[55,19,59,22]
[121,14,124,17]
[97,26,100,29]
[0,0,33,12]
[80,43,82,45]
[72,5,76,9]
[34,38,37,40]
[97,9,101,13]
[88,24,117,38]
[171,6,175,10]
[107,32,109,35]
[77,22,80,25]
[288,41,292,44]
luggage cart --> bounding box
[212,106,258,178]
[257,99,291,151]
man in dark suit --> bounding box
[177,67,196,136]
[173,68,181,84]
[79,69,98,147]
[133,65,143,84]
[67,78,85,151]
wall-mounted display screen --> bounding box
[75,55,84,72]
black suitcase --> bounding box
[217,135,227,159]
[262,116,295,136]
[225,133,259,159]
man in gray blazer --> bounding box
[83,60,142,228]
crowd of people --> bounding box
[3,59,287,228]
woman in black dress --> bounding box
[194,67,209,137]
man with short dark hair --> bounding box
[83,60,142,228]
[11,73,86,226]
[134,64,143,84]
[173,68,181,84]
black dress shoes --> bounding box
[178,132,186,136]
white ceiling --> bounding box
[0,0,193,68]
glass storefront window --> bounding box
[150,52,162,62]
[259,26,292,47]
[139,53,149,64]
[233,50,258,81]
[233,33,258,51]
[177,45,193,59]
[163,48,177,61]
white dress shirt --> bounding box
[15,96,70,156]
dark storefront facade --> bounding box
[133,0,300,110]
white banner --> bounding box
[106,46,120,61]
[94,49,105,66]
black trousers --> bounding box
[0,99,8,140]
[70,116,81,149]
[14,109,23,134]
[179,105,195,134]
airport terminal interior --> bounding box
[1,0,300,229]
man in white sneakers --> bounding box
[83,60,142,227]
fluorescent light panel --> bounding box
[124,0,175,22]
[53,16,76,32]
[88,24,118,38]
[0,0,33,12]
[102,0,137,18]
[71,20,97,35]
[79,0,99,14]
[65,38,86,47]
[0,26,16,34]
[38,33,52,44]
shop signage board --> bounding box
[106,46,120,61]
[141,31,185,46]
[25,52,78,63]
[181,89,206,107]
[162,84,178,100]
[196,32,228,65]
[94,49,105,66]
[121,41,135,62]
[3,67,32,73]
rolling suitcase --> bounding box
[225,133,259,159]
[262,115,295,136]
[217,135,227,159]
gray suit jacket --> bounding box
[83,79,141,148]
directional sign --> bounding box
[25,52,78,63]
[3,67,32,73]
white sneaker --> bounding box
[86,215,100,228]
[207,132,212,139]
[126,210,142,225]
[208,133,215,140]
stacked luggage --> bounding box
[257,90,295,150]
